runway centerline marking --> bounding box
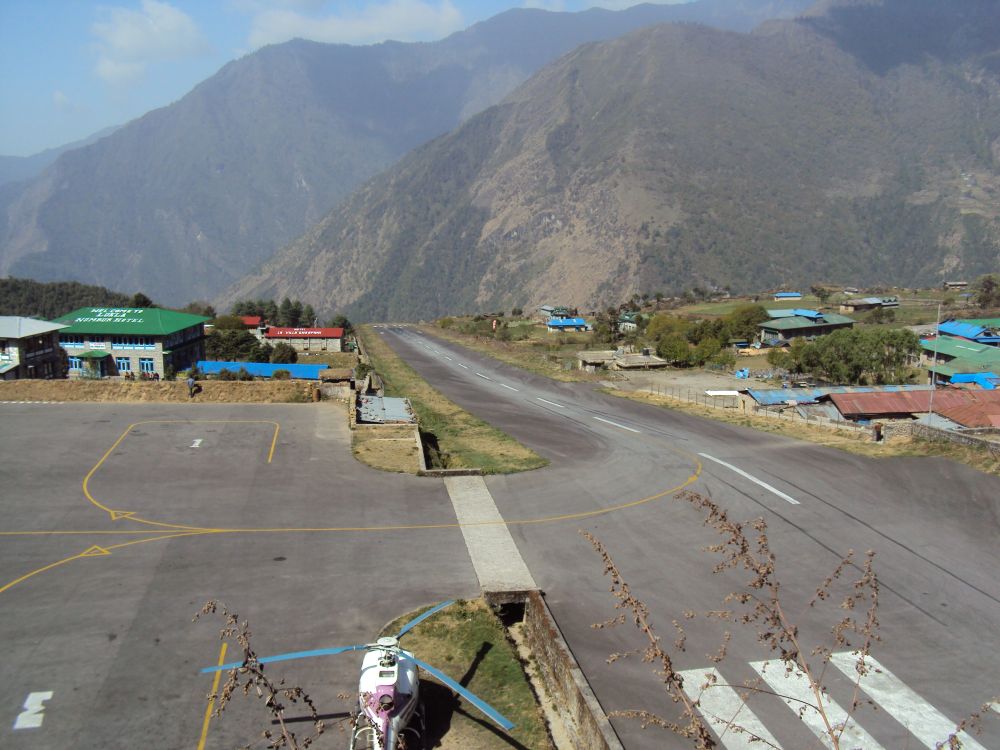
[475,372,491,381]
[698,453,799,505]
[536,397,564,409]
[500,383,519,392]
[190,439,203,449]
[458,363,469,369]
[444,356,453,361]
[593,416,640,433]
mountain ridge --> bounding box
[221,0,1000,321]
[0,0,812,305]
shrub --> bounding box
[271,369,291,380]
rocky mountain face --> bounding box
[224,0,1000,321]
[0,0,812,305]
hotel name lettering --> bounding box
[73,309,146,324]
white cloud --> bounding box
[52,90,74,112]
[92,0,209,85]
[246,0,464,48]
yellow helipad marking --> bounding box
[197,642,229,750]
[82,419,279,530]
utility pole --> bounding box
[927,301,942,419]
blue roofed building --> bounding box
[938,318,1000,346]
[546,317,589,332]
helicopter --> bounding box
[201,600,514,750]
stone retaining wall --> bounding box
[486,590,623,750]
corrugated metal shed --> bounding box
[937,401,1000,428]
[828,389,1000,417]
[197,360,329,379]
[939,320,987,340]
[356,395,416,424]
[748,385,931,406]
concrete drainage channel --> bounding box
[486,589,624,750]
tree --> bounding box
[288,300,304,327]
[212,315,246,330]
[689,336,722,366]
[278,298,293,327]
[327,314,353,333]
[811,285,833,305]
[302,304,316,326]
[270,342,298,364]
[130,292,154,308]
[656,334,691,364]
[972,273,1000,309]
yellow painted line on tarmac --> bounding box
[0,531,218,597]
[197,641,228,750]
[82,419,280,529]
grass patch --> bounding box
[607,389,1000,476]
[352,425,423,473]
[382,599,554,750]
[358,325,547,474]
[421,323,603,383]
[295,351,359,368]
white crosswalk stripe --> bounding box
[678,667,783,749]
[751,659,886,750]
[829,652,987,750]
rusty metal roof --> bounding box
[937,401,1000,428]
[827,389,1000,417]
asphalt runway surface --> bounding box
[2,331,999,749]
[375,325,1000,750]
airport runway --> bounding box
[2,330,998,749]
[378,325,1000,750]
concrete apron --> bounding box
[444,476,623,750]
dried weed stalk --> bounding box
[194,601,326,750]
[584,488,886,750]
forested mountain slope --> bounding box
[224,0,1000,321]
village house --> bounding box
[758,309,854,343]
[0,316,68,380]
[264,327,344,352]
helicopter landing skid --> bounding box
[348,703,425,750]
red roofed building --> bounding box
[826,389,1000,421]
[240,315,263,328]
[264,327,344,352]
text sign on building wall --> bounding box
[72,309,146,325]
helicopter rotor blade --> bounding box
[411,656,515,732]
[200,643,367,674]
[395,599,456,639]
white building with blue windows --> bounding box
[54,307,208,379]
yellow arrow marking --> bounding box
[80,545,111,557]
[109,511,135,521]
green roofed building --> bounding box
[54,307,208,379]
[758,312,854,342]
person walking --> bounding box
[187,374,197,398]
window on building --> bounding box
[139,358,155,373]
[115,357,131,372]
[61,335,85,347]
[68,356,83,370]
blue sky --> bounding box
[0,0,680,157]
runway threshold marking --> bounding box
[536,397,564,409]
[592,415,640,433]
[697,453,799,505]
[197,642,229,750]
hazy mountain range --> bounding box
[0,0,812,307]
[225,0,1000,321]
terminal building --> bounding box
[54,307,209,379]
